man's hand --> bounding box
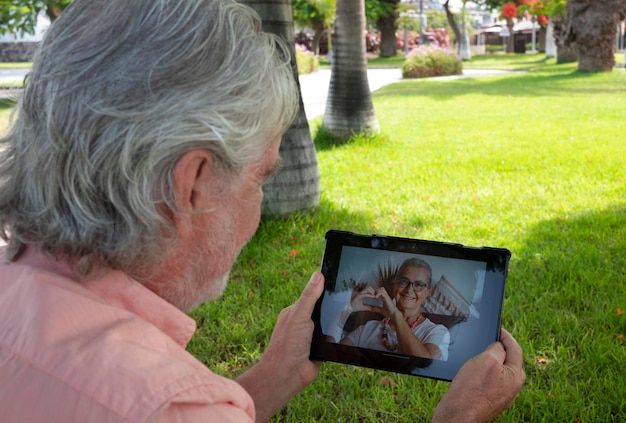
[263,271,324,388]
[235,272,324,423]
[431,328,526,423]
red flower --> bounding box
[501,2,518,19]
[537,15,548,25]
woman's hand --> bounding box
[350,286,397,319]
[374,287,397,319]
[350,285,378,312]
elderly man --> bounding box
[0,0,525,422]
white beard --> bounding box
[183,271,230,312]
[151,236,233,312]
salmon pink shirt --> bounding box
[0,247,255,422]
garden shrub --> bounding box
[486,44,505,54]
[401,45,462,79]
[296,45,319,75]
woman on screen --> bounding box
[339,258,450,361]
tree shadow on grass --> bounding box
[508,204,626,345]
[464,53,553,70]
[509,205,626,421]
[257,197,426,252]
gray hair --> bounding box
[399,257,433,287]
[0,0,299,273]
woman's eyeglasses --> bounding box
[393,277,429,292]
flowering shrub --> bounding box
[517,0,547,25]
[296,44,319,75]
[401,45,462,79]
[501,2,518,19]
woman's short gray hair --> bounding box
[0,0,299,273]
[399,257,433,287]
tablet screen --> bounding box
[310,230,510,381]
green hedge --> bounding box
[401,45,462,79]
[296,45,319,75]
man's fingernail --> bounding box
[311,272,322,286]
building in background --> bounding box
[0,14,49,62]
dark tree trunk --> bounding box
[553,15,578,64]
[566,0,626,72]
[311,23,324,56]
[443,1,462,46]
[376,0,400,58]
[45,0,70,21]
[46,6,63,21]
[240,0,321,215]
[323,0,379,141]
[377,14,398,58]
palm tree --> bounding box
[565,0,626,72]
[323,0,379,141]
[552,14,578,64]
[375,0,400,58]
[541,0,577,63]
[239,0,321,215]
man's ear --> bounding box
[173,148,215,212]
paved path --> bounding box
[299,68,518,119]
[0,67,29,84]
[299,68,403,119]
[0,68,29,101]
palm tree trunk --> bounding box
[323,0,379,141]
[552,15,578,63]
[376,0,400,58]
[239,0,321,215]
[566,0,626,72]
[377,14,398,58]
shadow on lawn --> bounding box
[463,53,553,71]
[510,204,626,421]
[507,204,626,331]
[375,67,624,100]
[256,197,427,265]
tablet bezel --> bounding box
[310,230,511,382]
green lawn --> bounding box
[462,52,554,70]
[2,55,626,421]
[319,50,626,70]
[190,56,626,422]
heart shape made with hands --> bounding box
[362,296,384,308]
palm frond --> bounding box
[372,260,399,295]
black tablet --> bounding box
[310,230,511,382]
